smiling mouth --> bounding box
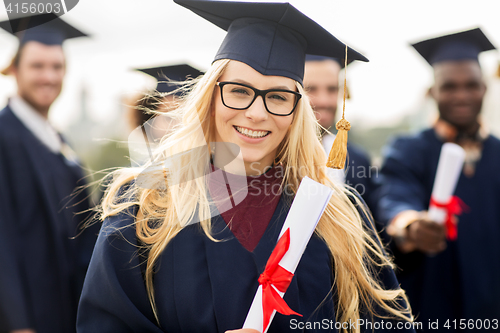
[234,126,270,139]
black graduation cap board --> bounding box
[305,54,353,69]
[0,12,87,45]
[137,64,205,94]
[411,27,496,66]
[174,0,368,85]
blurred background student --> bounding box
[127,64,204,166]
[377,28,500,331]
[304,54,379,216]
[0,14,97,333]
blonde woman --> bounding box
[77,1,414,332]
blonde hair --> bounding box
[101,59,413,331]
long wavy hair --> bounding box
[101,59,413,331]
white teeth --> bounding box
[235,126,269,138]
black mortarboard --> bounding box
[137,64,204,94]
[174,0,368,85]
[0,13,87,46]
[411,27,496,66]
[305,54,353,69]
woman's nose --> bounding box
[244,95,268,122]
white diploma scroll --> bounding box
[243,177,334,333]
[427,143,466,223]
[323,134,346,185]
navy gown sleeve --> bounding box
[76,207,163,333]
[346,144,380,219]
[0,137,31,330]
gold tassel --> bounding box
[497,61,500,77]
[326,118,350,169]
[326,45,350,169]
[345,84,351,99]
[0,58,14,76]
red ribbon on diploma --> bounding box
[430,196,468,241]
[258,228,302,331]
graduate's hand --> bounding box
[225,329,261,333]
[10,329,36,333]
[407,217,447,255]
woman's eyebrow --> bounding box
[228,78,253,86]
[229,78,295,91]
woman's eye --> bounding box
[268,93,287,101]
[231,88,251,95]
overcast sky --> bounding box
[1,0,499,133]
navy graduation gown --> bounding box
[0,106,98,332]
[378,128,500,330]
[345,144,379,218]
[78,190,414,332]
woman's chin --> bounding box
[240,154,275,172]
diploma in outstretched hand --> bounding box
[242,177,334,333]
[428,142,467,240]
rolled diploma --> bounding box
[326,167,345,185]
[323,134,346,185]
[427,143,466,223]
[242,176,334,332]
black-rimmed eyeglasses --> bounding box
[216,81,301,116]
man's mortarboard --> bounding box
[174,0,368,85]
[0,13,87,46]
[137,64,204,94]
[305,54,352,69]
[411,27,496,66]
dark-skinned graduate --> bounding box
[77,1,416,332]
[0,13,98,333]
[377,27,500,332]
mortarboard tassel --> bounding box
[344,83,351,99]
[496,61,500,77]
[326,46,350,169]
[0,64,11,76]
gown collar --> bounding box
[9,95,62,154]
